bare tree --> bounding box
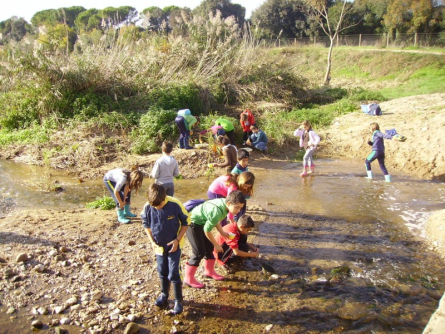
[303,0,359,85]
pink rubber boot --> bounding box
[204,259,224,280]
[300,166,308,177]
[183,263,205,289]
[308,165,315,174]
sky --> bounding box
[1,0,263,23]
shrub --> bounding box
[130,107,177,154]
[86,196,115,210]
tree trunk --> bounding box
[323,37,335,85]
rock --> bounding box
[4,268,15,277]
[37,307,49,315]
[6,307,16,315]
[90,290,103,301]
[124,322,139,334]
[265,324,274,332]
[128,240,136,246]
[34,264,45,272]
[49,319,60,326]
[54,305,65,314]
[16,253,29,263]
[31,320,43,329]
[59,246,68,253]
[65,296,78,306]
[59,317,71,325]
[55,327,68,334]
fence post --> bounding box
[278,39,281,48]
[359,34,362,47]
[386,33,389,48]
[314,36,316,47]
[414,33,418,47]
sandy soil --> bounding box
[322,93,445,181]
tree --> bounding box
[100,6,138,28]
[303,0,360,85]
[251,0,308,38]
[193,0,246,27]
[0,16,33,42]
[383,0,412,34]
[353,0,389,33]
[409,0,433,33]
[75,9,100,32]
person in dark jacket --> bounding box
[141,184,190,314]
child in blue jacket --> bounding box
[141,184,190,314]
[365,122,393,182]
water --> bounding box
[1,157,444,333]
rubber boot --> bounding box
[204,259,224,281]
[384,174,391,182]
[173,282,184,315]
[179,138,185,149]
[123,204,137,218]
[300,166,308,177]
[308,165,315,174]
[116,208,130,224]
[366,170,373,179]
[184,137,194,150]
[155,278,170,307]
[183,263,205,289]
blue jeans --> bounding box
[156,246,182,283]
[103,179,131,208]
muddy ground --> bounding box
[1,93,444,333]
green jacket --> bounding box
[190,198,228,232]
[184,115,197,131]
[215,118,234,132]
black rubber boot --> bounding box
[173,282,184,315]
[155,278,170,307]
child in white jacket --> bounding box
[151,141,180,196]
[294,120,320,177]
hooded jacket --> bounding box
[151,155,180,185]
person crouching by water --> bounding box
[103,168,144,224]
[141,184,190,314]
[184,191,246,288]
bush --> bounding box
[130,107,177,154]
[86,196,115,210]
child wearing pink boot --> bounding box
[183,191,246,288]
[294,120,320,177]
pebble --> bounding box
[6,308,16,315]
[34,264,45,272]
[31,320,43,329]
[16,253,29,263]
[66,296,78,306]
[60,317,71,325]
[124,322,139,334]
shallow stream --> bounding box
[1,157,445,332]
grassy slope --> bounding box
[284,47,445,98]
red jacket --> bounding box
[240,110,255,132]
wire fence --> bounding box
[260,33,445,49]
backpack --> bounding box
[177,109,191,116]
[367,103,382,116]
[183,199,206,212]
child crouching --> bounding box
[141,184,190,314]
[214,215,259,267]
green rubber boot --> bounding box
[124,204,137,218]
[117,208,130,224]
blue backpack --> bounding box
[183,199,206,212]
